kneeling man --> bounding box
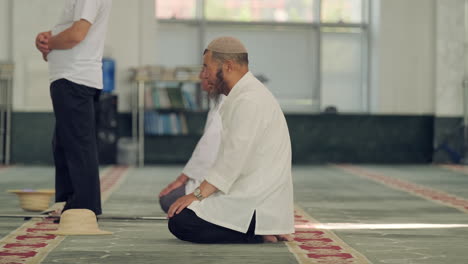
[168,36,294,243]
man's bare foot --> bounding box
[48,208,62,217]
[275,234,293,242]
[44,202,65,217]
[262,234,294,243]
[262,235,278,243]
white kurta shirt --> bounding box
[188,72,294,235]
[183,96,226,194]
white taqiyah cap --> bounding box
[206,36,247,54]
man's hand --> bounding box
[42,52,49,62]
[167,194,197,218]
[35,31,52,62]
[35,31,51,54]
[166,180,218,218]
[159,173,189,197]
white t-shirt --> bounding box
[48,0,112,89]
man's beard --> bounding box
[208,67,229,101]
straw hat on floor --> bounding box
[7,189,55,212]
[48,209,112,235]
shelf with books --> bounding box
[131,66,208,166]
[143,80,209,137]
[144,81,203,111]
[144,111,189,136]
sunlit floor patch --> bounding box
[295,223,468,230]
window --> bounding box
[155,0,197,19]
[155,0,368,113]
[321,0,363,23]
[205,0,317,22]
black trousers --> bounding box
[168,208,263,244]
[50,79,102,215]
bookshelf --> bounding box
[131,66,208,166]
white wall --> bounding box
[0,0,11,62]
[108,0,157,111]
[369,0,380,113]
[11,0,62,111]
[7,0,156,111]
[106,0,157,112]
[435,0,465,117]
[374,0,436,114]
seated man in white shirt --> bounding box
[167,36,294,243]
[158,74,226,213]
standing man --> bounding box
[168,36,294,243]
[35,0,112,216]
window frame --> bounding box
[155,0,370,113]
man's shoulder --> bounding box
[232,91,277,113]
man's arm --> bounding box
[48,19,92,50]
[167,180,218,218]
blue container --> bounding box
[102,57,115,93]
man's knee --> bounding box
[168,216,179,238]
[159,185,185,213]
[159,195,171,213]
[168,211,191,241]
